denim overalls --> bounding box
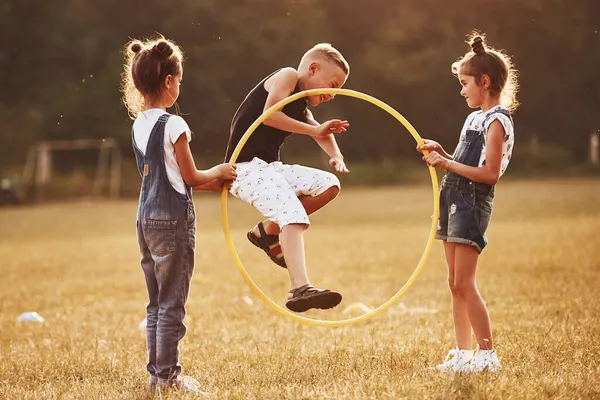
[132,113,196,380]
[436,109,512,253]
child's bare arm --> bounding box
[263,68,347,137]
[262,68,316,135]
[173,135,237,187]
[192,179,233,192]
[306,110,350,174]
[423,120,504,185]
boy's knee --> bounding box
[324,184,340,201]
[316,172,340,195]
[329,174,341,191]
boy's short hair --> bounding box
[301,43,349,75]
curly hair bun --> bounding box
[152,41,174,58]
[129,42,143,54]
[471,36,486,55]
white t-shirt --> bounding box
[133,109,192,194]
[458,105,515,177]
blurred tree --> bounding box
[0,0,597,175]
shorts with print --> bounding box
[229,157,340,228]
[435,176,494,253]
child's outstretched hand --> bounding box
[329,156,350,174]
[315,119,349,136]
[215,163,238,181]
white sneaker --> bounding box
[433,348,474,372]
[157,375,210,396]
[459,349,502,373]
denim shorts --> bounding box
[435,177,494,253]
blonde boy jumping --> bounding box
[225,44,350,312]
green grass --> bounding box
[0,179,599,399]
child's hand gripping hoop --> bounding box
[221,88,439,327]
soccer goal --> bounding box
[21,139,122,200]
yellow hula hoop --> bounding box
[221,88,439,327]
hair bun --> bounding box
[130,41,143,54]
[471,36,486,55]
[152,41,174,58]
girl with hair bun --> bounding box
[121,36,237,394]
[417,32,519,373]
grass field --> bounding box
[1,179,599,399]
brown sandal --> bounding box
[285,284,342,313]
[247,222,287,269]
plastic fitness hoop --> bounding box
[221,88,439,327]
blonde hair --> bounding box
[120,36,184,119]
[451,32,519,112]
[300,43,349,75]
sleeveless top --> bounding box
[225,69,308,163]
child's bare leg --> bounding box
[279,223,310,289]
[453,243,494,350]
[444,241,472,349]
[299,186,340,215]
[256,186,340,236]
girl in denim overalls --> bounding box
[121,37,237,393]
[417,33,519,373]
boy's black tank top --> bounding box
[225,69,308,163]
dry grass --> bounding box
[0,179,599,399]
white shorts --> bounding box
[229,157,340,228]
